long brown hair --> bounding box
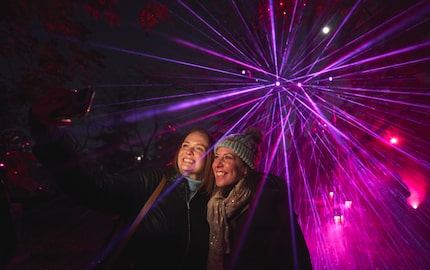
[172,128,216,195]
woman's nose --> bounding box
[214,158,223,167]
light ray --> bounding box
[74,1,430,269]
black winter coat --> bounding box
[224,172,313,270]
[31,126,210,270]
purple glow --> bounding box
[42,1,430,269]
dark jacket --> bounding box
[224,172,313,270]
[31,120,210,270]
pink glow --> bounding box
[12,1,428,269]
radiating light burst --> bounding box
[86,0,430,269]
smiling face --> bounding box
[177,131,211,180]
[212,146,248,187]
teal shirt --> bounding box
[186,177,201,201]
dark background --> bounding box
[1,0,429,269]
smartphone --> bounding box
[51,87,96,120]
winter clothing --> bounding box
[207,178,251,261]
[207,172,313,270]
[208,128,312,270]
[30,114,210,270]
[215,129,261,169]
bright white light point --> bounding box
[345,200,352,208]
[329,76,333,81]
[322,26,330,34]
[275,81,281,86]
[297,82,302,87]
[390,137,398,144]
[241,69,246,75]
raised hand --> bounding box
[31,88,95,126]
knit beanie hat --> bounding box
[215,127,262,169]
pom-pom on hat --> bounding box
[215,127,262,169]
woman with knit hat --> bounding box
[207,127,313,270]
